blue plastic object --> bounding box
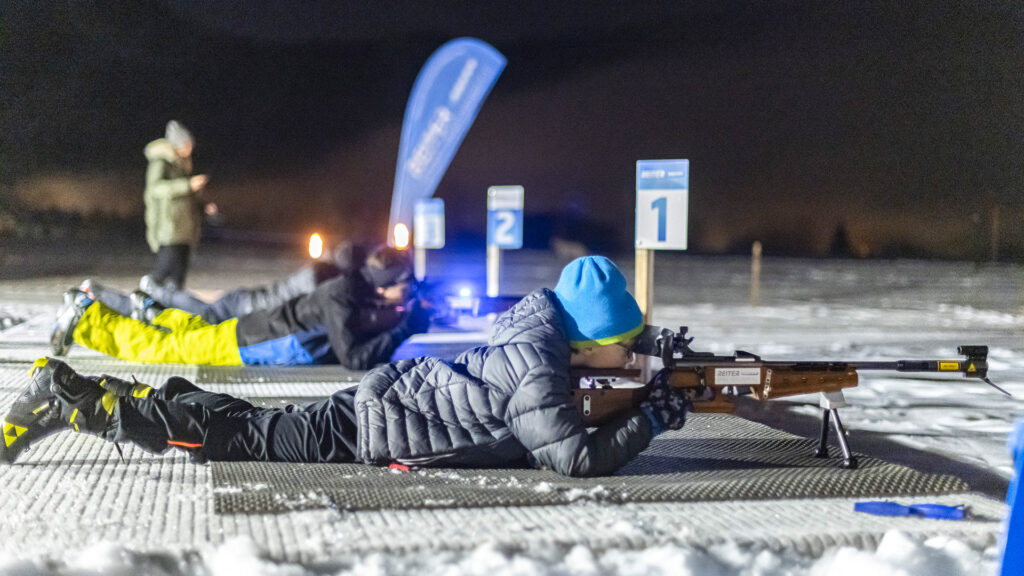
[999,419,1024,576]
[854,501,965,520]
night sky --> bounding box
[2,1,1022,258]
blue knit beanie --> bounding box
[554,256,643,348]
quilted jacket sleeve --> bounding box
[505,361,654,477]
[145,157,192,199]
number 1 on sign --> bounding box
[651,196,667,242]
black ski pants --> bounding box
[151,244,191,289]
[113,377,359,463]
[159,264,318,324]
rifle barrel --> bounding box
[855,361,934,371]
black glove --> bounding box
[639,370,691,435]
[401,299,431,335]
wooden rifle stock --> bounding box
[570,366,860,426]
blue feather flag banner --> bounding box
[388,38,505,245]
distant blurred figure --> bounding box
[50,245,427,368]
[81,242,372,324]
[144,120,208,290]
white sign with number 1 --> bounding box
[635,159,688,250]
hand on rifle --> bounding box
[639,370,691,435]
[401,298,431,335]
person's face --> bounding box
[175,141,193,158]
[376,282,410,304]
[570,340,636,369]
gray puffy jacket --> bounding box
[354,288,653,477]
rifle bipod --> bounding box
[813,390,857,469]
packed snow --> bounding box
[0,251,1020,575]
[0,530,1001,575]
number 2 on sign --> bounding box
[650,196,667,242]
[494,211,515,245]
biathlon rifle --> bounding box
[570,325,1009,469]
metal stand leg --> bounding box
[829,409,858,469]
[815,390,858,469]
[814,409,831,458]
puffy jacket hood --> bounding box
[144,139,181,163]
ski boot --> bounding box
[78,278,105,301]
[130,290,165,324]
[50,289,92,356]
[96,373,153,400]
[49,362,119,439]
[1,357,102,463]
[139,275,177,303]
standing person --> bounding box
[11,256,690,476]
[144,120,208,290]
[48,246,427,369]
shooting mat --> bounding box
[211,412,969,514]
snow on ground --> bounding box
[0,530,1000,576]
[0,250,1020,575]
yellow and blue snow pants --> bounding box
[73,302,243,365]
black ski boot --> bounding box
[50,289,92,356]
[49,364,119,439]
[1,358,103,463]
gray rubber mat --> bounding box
[211,413,970,514]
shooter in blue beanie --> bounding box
[554,256,690,435]
[554,255,644,366]
[6,256,689,477]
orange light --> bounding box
[308,233,324,259]
[393,223,410,250]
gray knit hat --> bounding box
[165,120,193,150]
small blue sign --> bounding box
[636,160,689,191]
[487,185,524,249]
[414,198,445,249]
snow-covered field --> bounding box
[0,249,1020,575]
